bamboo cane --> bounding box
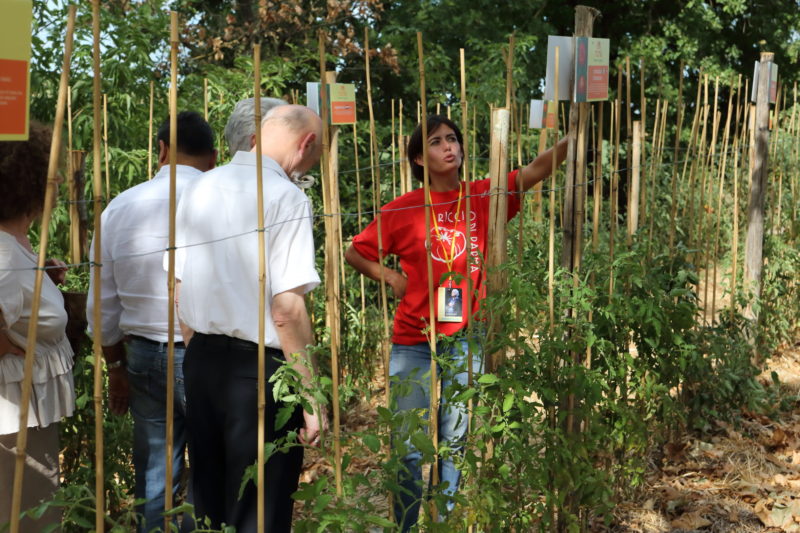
[700,79,721,319]
[90,2,106,529]
[730,119,743,325]
[391,98,397,199]
[592,102,604,253]
[638,59,648,223]
[460,47,473,399]
[587,101,604,370]
[642,98,661,231]
[67,85,80,264]
[203,77,209,121]
[687,76,710,251]
[103,94,110,200]
[353,123,367,330]
[792,82,799,239]
[163,13,179,531]
[148,81,154,179]
[251,41,269,533]
[625,57,632,211]
[505,33,515,110]
[318,31,343,499]
[678,69,704,227]
[711,80,735,322]
[548,47,560,332]
[534,132,546,223]
[416,31,441,510]
[364,28,392,430]
[646,100,668,259]
[9,8,76,533]
[628,121,641,240]
[668,61,685,251]
[610,74,622,297]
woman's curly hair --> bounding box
[0,122,53,222]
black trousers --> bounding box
[183,333,304,533]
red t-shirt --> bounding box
[352,171,521,344]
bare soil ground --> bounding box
[601,340,800,533]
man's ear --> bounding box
[298,131,318,159]
[208,149,218,170]
[157,140,168,168]
[249,133,257,149]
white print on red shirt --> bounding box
[431,209,481,274]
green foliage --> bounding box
[20,0,800,530]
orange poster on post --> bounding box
[0,0,33,141]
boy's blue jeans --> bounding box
[389,336,482,531]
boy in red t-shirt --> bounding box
[346,115,567,530]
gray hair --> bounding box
[224,97,288,154]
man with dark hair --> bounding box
[87,110,216,532]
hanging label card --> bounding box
[574,37,610,102]
[769,63,778,104]
[0,0,32,141]
[751,61,779,104]
[544,36,573,102]
[329,83,356,125]
[529,100,557,129]
[529,99,545,129]
[306,82,356,124]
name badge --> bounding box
[437,286,463,323]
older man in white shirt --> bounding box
[172,104,325,533]
[87,111,216,533]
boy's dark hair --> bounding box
[156,110,215,156]
[0,121,53,222]
[407,114,464,181]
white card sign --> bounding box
[544,36,573,102]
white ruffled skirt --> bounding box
[0,336,75,436]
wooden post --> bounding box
[163,13,179,531]
[561,6,599,273]
[485,107,510,373]
[9,8,76,533]
[90,2,106,529]
[318,31,343,498]
[743,52,774,326]
[324,70,346,295]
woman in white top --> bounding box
[0,122,76,531]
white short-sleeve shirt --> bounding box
[171,151,320,347]
[87,164,201,344]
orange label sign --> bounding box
[0,58,28,137]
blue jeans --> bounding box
[126,337,191,533]
[390,336,482,531]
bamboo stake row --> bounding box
[9,7,76,533]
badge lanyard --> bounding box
[428,183,464,283]
[429,184,465,323]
